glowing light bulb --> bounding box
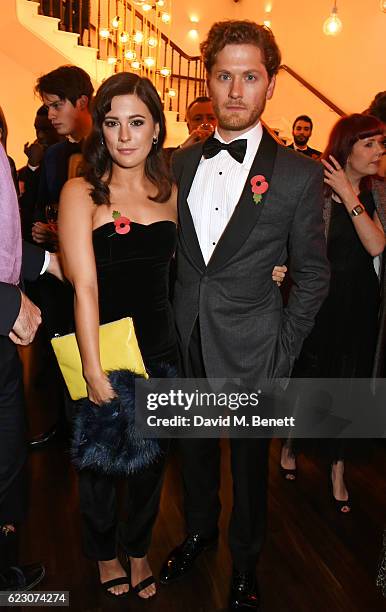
[133,31,144,44]
[144,56,156,68]
[99,28,110,39]
[166,88,176,97]
[131,60,141,70]
[148,37,158,48]
[125,50,136,60]
[143,3,152,11]
[263,20,271,28]
[159,67,171,77]
[107,56,117,65]
[111,16,120,29]
[161,12,171,24]
[156,0,165,6]
[188,29,199,39]
[120,31,129,43]
[323,3,343,36]
[381,0,386,11]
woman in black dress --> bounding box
[280,114,385,512]
[59,73,178,599]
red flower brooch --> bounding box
[112,210,131,235]
[250,175,269,204]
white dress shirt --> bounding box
[188,122,263,264]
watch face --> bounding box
[352,204,364,216]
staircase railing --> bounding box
[279,65,346,117]
[35,0,206,120]
[32,1,346,123]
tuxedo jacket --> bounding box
[0,241,45,365]
[172,128,330,385]
[287,143,322,159]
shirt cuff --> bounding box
[40,251,51,275]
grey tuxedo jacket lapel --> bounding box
[177,128,278,274]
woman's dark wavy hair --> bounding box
[200,20,281,79]
[83,72,172,205]
[323,113,384,195]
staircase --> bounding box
[1,0,344,165]
[17,0,113,83]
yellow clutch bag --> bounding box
[51,317,148,400]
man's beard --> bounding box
[214,101,265,133]
[294,134,309,147]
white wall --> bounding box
[167,0,386,150]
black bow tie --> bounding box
[202,136,247,164]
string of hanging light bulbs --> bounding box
[98,0,175,98]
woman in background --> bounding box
[280,114,385,512]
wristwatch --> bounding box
[351,204,365,217]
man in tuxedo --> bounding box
[160,21,330,610]
[287,114,322,159]
[0,144,62,589]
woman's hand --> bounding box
[272,264,287,286]
[85,371,116,405]
[321,155,354,202]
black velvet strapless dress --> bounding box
[92,219,178,366]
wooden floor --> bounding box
[16,343,386,612]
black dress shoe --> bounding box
[159,533,217,584]
[0,564,45,591]
[29,424,58,450]
[229,570,260,610]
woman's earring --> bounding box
[152,136,158,146]
[101,136,105,146]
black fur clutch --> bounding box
[71,365,175,476]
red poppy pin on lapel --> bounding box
[251,175,269,204]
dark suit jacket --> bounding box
[35,140,83,220]
[172,128,330,385]
[287,143,322,159]
[0,241,45,363]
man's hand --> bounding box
[46,252,65,282]
[180,124,215,149]
[9,291,42,346]
[24,141,44,166]
[32,221,58,246]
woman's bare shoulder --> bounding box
[61,176,93,198]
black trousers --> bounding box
[0,344,28,571]
[79,441,168,560]
[78,358,177,561]
[178,322,270,571]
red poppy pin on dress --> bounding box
[112,210,131,234]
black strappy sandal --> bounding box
[132,575,156,599]
[100,576,130,597]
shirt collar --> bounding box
[213,122,263,169]
[67,135,81,144]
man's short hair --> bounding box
[292,115,313,131]
[366,91,386,123]
[35,65,94,107]
[36,105,49,117]
[186,96,212,117]
[200,21,281,79]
